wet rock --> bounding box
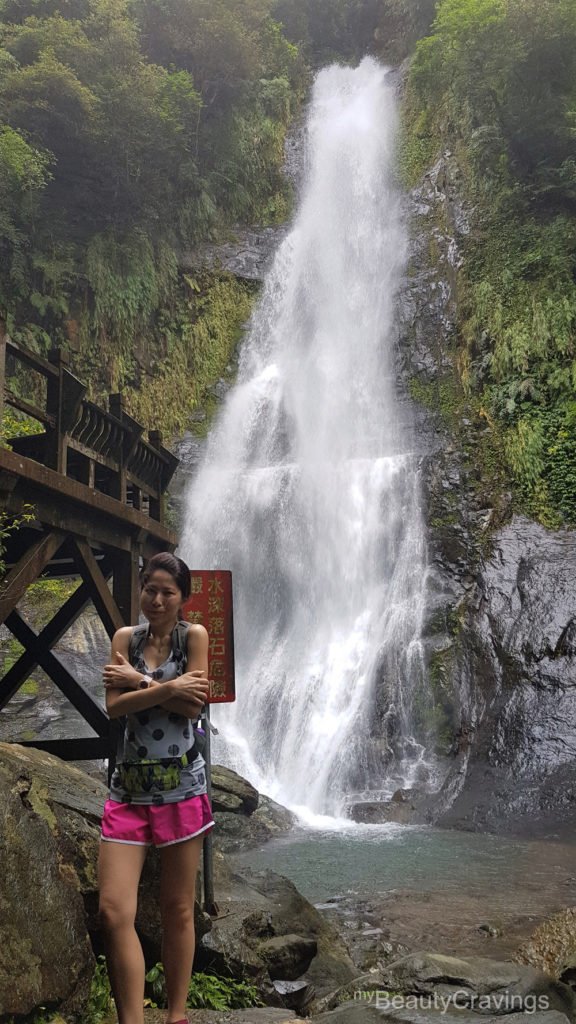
[213,790,246,812]
[199,917,273,997]
[439,518,576,836]
[214,792,296,854]
[246,871,357,997]
[392,788,414,803]
[560,956,576,996]
[379,951,575,1017]
[272,977,316,1013]
[198,869,356,1002]
[212,764,259,814]
[348,799,417,825]
[257,934,318,980]
[180,227,285,282]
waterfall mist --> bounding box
[181,58,436,821]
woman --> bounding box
[98,551,214,1024]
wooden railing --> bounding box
[0,332,178,523]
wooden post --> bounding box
[112,544,141,626]
[109,393,127,504]
[46,349,69,472]
[149,430,163,522]
[71,538,125,638]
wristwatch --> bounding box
[139,675,153,689]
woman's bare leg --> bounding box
[159,835,204,1023]
[98,840,149,1024]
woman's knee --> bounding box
[99,895,137,934]
[160,896,194,929]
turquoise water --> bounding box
[232,825,576,903]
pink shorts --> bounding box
[101,793,214,848]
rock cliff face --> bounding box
[400,154,576,835]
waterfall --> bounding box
[180,58,435,820]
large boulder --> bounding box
[0,742,98,1017]
[0,743,213,1017]
[379,951,575,1018]
[196,869,357,1002]
[211,765,259,814]
[213,793,296,854]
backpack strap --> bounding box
[128,621,190,668]
[171,620,190,674]
[174,620,206,753]
[128,624,149,666]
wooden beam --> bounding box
[6,339,59,379]
[0,580,95,709]
[112,546,141,626]
[18,737,110,761]
[0,531,63,624]
[72,538,125,636]
[6,611,110,735]
[4,392,54,427]
[0,446,177,548]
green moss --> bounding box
[409,375,462,425]
[399,94,437,188]
[125,271,256,440]
[20,679,39,696]
[27,781,57,831]
[427,646,458,754]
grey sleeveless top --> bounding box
[108,626,207,805]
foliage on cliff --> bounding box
[274,0,435,62]
[0,0,303,432]
[406,0,576,525]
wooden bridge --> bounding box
[0,320,179,762]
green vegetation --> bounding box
[0,0,305,433]
[406,0,576,526]
[146,962,263,1010]
[84,955,112,1024]
[0,503,35,576]
[79,956,263,1022]
[274,0,435,63]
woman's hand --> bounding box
[103,652,143,690]
[168,669,210,709]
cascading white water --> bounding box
[181,58,437,820]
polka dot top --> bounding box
[109,634,207,806]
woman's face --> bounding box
[140,569,183,623]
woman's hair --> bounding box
[140,552,191,601]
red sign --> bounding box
[181,570,235,703]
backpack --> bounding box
[129,620,206,757]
